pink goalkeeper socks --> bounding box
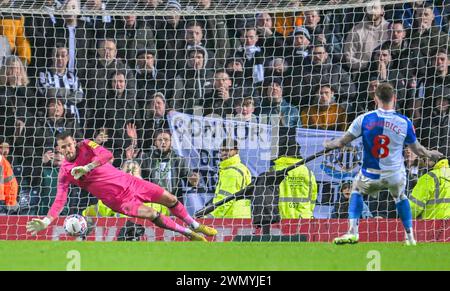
[153,213,190,235]
[169,201,196,226]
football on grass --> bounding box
[64,214,88,236]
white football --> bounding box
[64,214,88,236]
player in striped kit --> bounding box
[324,83,443,245]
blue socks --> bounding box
[348,192,363,235]
[395,198,413,231]
[349,192,364,219]
[346,192,414,240]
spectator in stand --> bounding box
[175,46,214,114]
[409,2,449,59]
[255,12,284,58]
[138,0,164,41]
[303,9,342,57]
[331,179,373,219]
[225,58,255,97]
[235,26,265,86]
[380,21,420,80]
[363,43,407,112]
[303,10,324,44]
[26,0,59,78]
[272,0,304,38]
[84,38,136,133]
[260,77,300,127]
[204,70,239,118]
[80,0,114,40]
[93,70,141,167]
[378,21,421,116]
[24,96,83,186]
[0,8,31,65]
[320,1,357,55]
[286,26,312,69]
[234,97,258,122]
[1,141,9,157]
[135,49,167,108]
[265,56,290,80]
[392,0,450,32]
[53,0,95,75]
[140,92,170,150]
[421,48,450,125]
[300,84,348,131]
[188,0,230,68]
[126,130,200,203]
[0,55,35,164]
[0,55,34,145]
[37,43,84,125]
[343,3,389,73]
[113,14,156,69]
[355,78,379,114]
[418,86,450,159]
[176,20,215,70]
[154,0,185,79]
[264,57,293,103]
[295,43,356,107]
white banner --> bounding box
[168,112,272,195]
[296,128,363,182]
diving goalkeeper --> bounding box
[26,132,217,241]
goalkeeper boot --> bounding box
[193,224,218,237]
[187,231,208,242]
[333,233,359,245]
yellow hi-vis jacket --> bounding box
[82,200,169,217]
[272,156,317,219]
[410,158,450,219]
[211,154,252,218]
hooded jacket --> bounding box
[410,158,450,219]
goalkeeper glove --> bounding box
[26,217,51,236]
[71,163,96,180]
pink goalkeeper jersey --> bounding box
[48,140,137,218]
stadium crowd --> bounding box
[0,0,449,219]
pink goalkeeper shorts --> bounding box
[115,178,165,217]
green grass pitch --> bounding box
[0,241,449,270]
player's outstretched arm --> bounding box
[26,216,54,236]
[323,132,357,150]
[408,141,443,161]
[27,169,71,236]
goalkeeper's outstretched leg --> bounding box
[136,204,207,242]
[156,190,218,237]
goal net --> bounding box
[0,0,449,242]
